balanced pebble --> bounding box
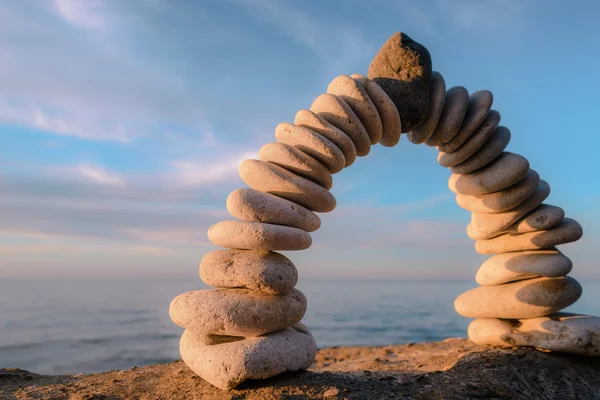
[169,288,307,337]
[351,74,402,147]
[426,86,469,145]
[208,220,311,251]
[239,159,336,213]
[275,122,345,173]
[475,218,583,254]
[476,249,573,285]
[295,109,357,167]
[409,71,446,144]
[327,75,383,144]
[310,93,371,156]
[454,276,582,319]
[451,126,511,174]
[448,152,530,196]
[505,204,565,234]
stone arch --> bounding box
[168,33,594,391]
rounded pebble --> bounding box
[426,86,469,145]
[505,204,565,234]
[451,126,511,174]
[409,71,446,144]
[208,220,311,251]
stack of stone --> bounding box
[406,67,599,354]
[169,69,405,389]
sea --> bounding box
[2,278,600,375]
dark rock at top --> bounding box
[368,32,432,132]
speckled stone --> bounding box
[368,32,432,131]
[425,86,469,145]
[239,159,336,213]
[455,276,582,319]
[448,152,530,196]
[169,288,307,337]
[455,169,540,213]
[450,126,511,174]
[226,188,321,232]
[180,323,317,390]
[475,218,583,254]
[476,249,572,286]
[468,313,600,355]
[200,250,298,294]
[505,204,565,234]
[439,90,494,153]
[275,122,345,174]
[327,75,383,145]
[258,142,332,189]
[467,180,550,240]
[295,109,357,167]
[208,220,311,251]
[351,74,402,147]
[438,110,500,167]
[310,93,371,157]
[409,71,446,144]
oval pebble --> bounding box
[426,86,469,145]
[409,71,446,144]
[505,204,565,234]
[451,126,511,174]
[208,220,311,251]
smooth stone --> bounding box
[425,86,469,145]
[239,159,336,213]
[409,71,446,144]
[475,218,583,254]
[258,142,332,190]
[180,323,317,390]
[476,249,573,286]
[439,90,494,153]
[438,110,501,167]
[208,220,311,251]
[226,188,320,232]
[200,250,297,294]
[295,109,357,167]
[468,313,600,355]
[368,32,432,131]
[310,93,371,156]
[505,204,565,234]
[327,75,383,145]
[275,122,345,174]
[169,288,307,337]
[467,180,550,240]
[451,125,511,174]
[454,276,582,319]
[448,152,530,196]
[351,74,402,147]
[455,169,540,213]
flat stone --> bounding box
[310,93,371,157]
[409,71,446,144]
[451,125,511,174]
[200,250,298,294]
[368,32,432,131]
[169,288,307,337]
[295,109,357,167]
[439,90,494,153]
[275,122,345,174]
[208,220,311,251]
[455,169,540,213]
[327,75,383,145]
[476,249,573,285]
[226,188,321,232]
[505,204,565,234]
[426,86,468,145]
[454,276,582,319]
[351,74,402,147]
[448,152,530,196]
[258,142,332,190]
[438,110,500,167]
[475,218,583,254]
[467,180,550,240]
[180,323,317,390]
[468,313,600,355]
[239,159,336,213]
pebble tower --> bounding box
[169,32,598,390]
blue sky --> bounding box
[1,0,599,280]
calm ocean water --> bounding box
[2,278,600,375]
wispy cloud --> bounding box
[54,0,105,29]
[172,150,256,187]
[76,165,126,186]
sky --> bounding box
[1,0,599,280]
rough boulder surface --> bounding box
[4,339,600,399]
[368,32,432,132]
